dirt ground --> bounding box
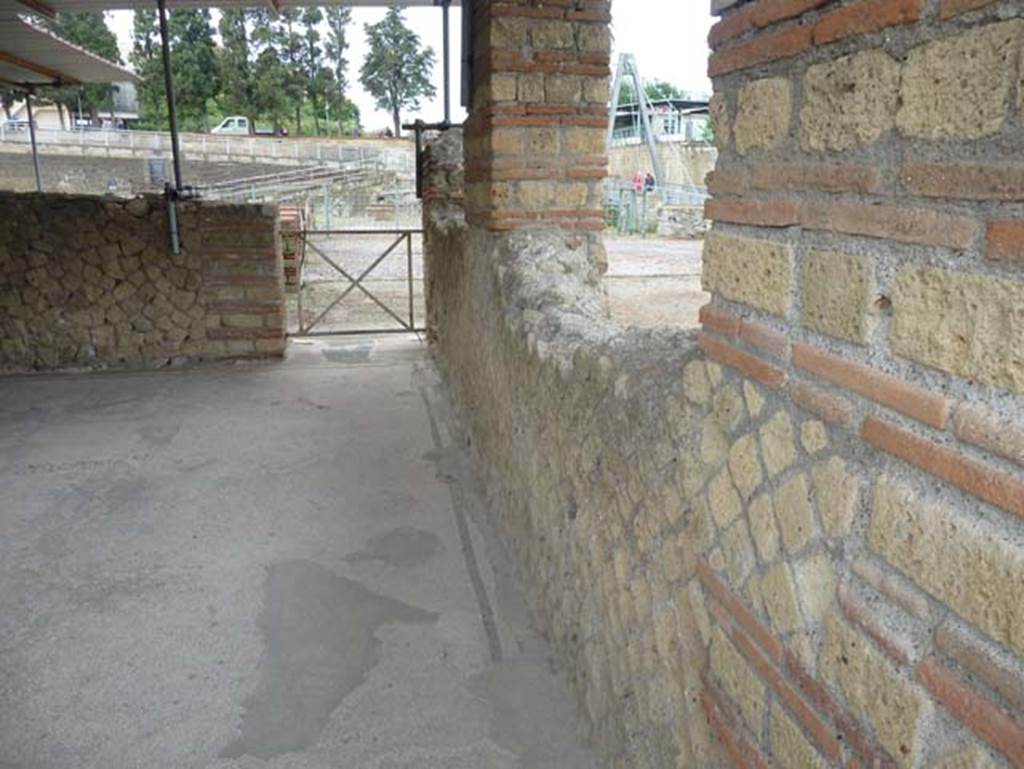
[286,233,705,334]
[603,236,707,329]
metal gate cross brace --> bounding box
[296,230,420,336]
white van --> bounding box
[211,116,251,135]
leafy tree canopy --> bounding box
[359,9,435,137]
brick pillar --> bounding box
[464,0,612,232]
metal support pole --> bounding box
[442,0,452,124]
[157,0,183,193]
[25,90,41,192]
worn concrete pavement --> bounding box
[0,336,596,769]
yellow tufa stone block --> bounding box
[686,578,712,645]
[812,456,860,538]
[703,232,795,317]
[709,92,731,151]
[748,492,780,563]
[709,625,767,734]
[774,474,818,554]
[708,469,743,529]
[870,476,1024,657]
[800,49,900,152]
[761,562,803,635]
[713,382,747,433]
[800,420,829,454]
[821,615,932,768]
[769,701,827,769]
[743,380,765,418]
[792,553,837,624]
[802,250,877,344]
[759,410,797,477]
[734,77,792,155]
[721,518,757,585]
[897,20,1023,141]
[891,266,1024,396]
[728,433,764,501]
[701,416,731,466]
[683,360,713,406]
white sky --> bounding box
[107,1,712,132]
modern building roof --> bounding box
[0,15,137,87]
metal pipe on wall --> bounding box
[442,0,451,124]
[25,89,42,192]
[156,0,183,193]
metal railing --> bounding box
[0,125,415,171]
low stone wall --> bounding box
[426,129,723,767]
[0,192,285,371]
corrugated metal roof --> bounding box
[0,0,457,13]
[0,15,137,86]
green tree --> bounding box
[360,9,435,137]
[619,79,688,106]
[217,10,253,117]
[168,10,220,131]
[46,12,121,126]
[324,7,352,134]
[1,88,16,120]
[298,7,329,134]
[130,10,167,128]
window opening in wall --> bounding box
[602,0,714,330]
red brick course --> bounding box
[699,334,788,390]
[709,0,830,47]
[709,162,885,196]
[709,0,924,75]
[917,657,1024,769]
[700,683,771,769]
[861,416,1024,519]
[699,304,742,338]
[707,196,976,249]
[902,162,1024,201]
[814,0,925,46]
[986,221,1024,263]
[785,379,855,426]
[792,344,951,429]
[934,622,1024,714]
[939,0,999,19]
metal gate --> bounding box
[292,228,425,337]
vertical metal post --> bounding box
[407,232,414,330]
[25,90,42,192]
[157,0,183,193]
[442,0,452,124]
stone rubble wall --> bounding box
[424,128,720,767]
[0,192,285,371]
[427,1,1024,769]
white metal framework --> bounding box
[606,53,665,185]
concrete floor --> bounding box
[0,336,596,769]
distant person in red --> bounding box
[633,171,645,193]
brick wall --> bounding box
[464,0,611,236]
[702,1,1024,767]
[0,192,285,371]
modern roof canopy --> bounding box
[0,15,137,88]
[0,0,457,14]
